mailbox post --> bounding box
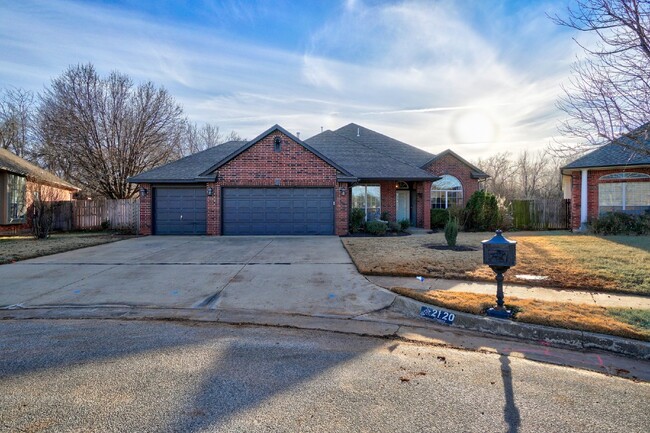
[482,230,517,319]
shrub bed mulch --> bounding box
[424,244,478,252]
[342,232,411,238]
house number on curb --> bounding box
[420,306,455,325]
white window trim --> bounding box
[598,180,650,213]
[352,184,381,222]
[431,175,463,209]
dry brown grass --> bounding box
[0,232,129,264]
[342,232,650,295]
[392,287,650,341]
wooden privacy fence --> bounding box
[51,199,140,233]
[510,199,571,230]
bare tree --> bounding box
[476,150,565,201]
[181,121,242,156]
[475,152,520,200]
[36,64,185,198]
[551,0,650,155]
[0,87,36,158]
[518,151,548,199]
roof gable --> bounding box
[199,124,352,177]
[424,149,489,179]
[0,148,79,190]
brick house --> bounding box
[129,123,488,236]
[0,148,79,235]
[561,125,650,230]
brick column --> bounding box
[422,181,432,230]
[380,181,397,221]
[139,183,152,235]
[206,183,220,235]
[335,182,349,235]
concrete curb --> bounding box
[389,295,650,360]
[0,306,401,338]
[1,301,649,362]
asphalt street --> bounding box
[0,319,648,433]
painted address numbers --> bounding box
[420,306,455,325]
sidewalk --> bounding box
[367,275,650,309]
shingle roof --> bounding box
[0,148,79,190]
[333,123,436,167]
[128,123,484,183]
[305,130,438,180]
[562,131,650,170]
[129,125,355,184]
[128,140,248,183]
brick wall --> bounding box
[0,179,76,235]
[416,181,432,229]
[208,130,342,235]
[570,167,650,230]
[379,181,397,221]
[423,153,480,206]
[138,183,152,235]
[335,182,349,235]
[206,182,219,235]
[216,132,338,187]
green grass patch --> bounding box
[607,308,650,331]
[602,235,650,252]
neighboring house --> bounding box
[561,126,650,231]
[0,148,79,234]
[129,123,488,236]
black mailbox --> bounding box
[481,230,517,319]
[482,230,516,267]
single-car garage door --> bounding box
[222,188,334,235]
[154,187,206,235]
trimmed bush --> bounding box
[350,208,365,233]
[380,211,390,221]
[398,218,410,231]
[590,211,650,235]
[366,220,387,236]
[444,217,459,247]
[464,190,501,232]
[430,208,449,229]
[388,221,401,232]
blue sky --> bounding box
[0,0,580,158]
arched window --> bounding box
[431,175,463,209]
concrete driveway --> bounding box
[0,236,395,317]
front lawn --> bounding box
[342,232,650,295]
[0,232,130,264]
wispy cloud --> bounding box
[0,0,577,158]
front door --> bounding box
[396,190,410,222]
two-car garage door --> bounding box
[222,188,334,235]
[153,187,334,235]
